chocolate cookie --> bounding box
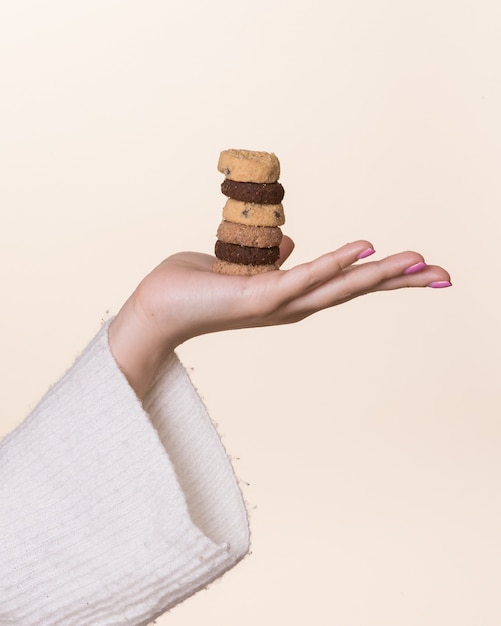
[212,259,279,275]
[218,149,280,183]
[221,179,285,204]
[215,241,280,265]
[222,199,285,227]
[217,221,283,248]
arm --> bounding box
[0,237,449,625]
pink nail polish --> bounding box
[428,280,452,288]
[357,247,375,260]
[404,261,427,275]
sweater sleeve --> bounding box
[0,322,249,626]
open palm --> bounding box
[109,237,450,397]
[132,236,449,344]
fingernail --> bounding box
[357,247,375,259]
[428,280,452,288]
[404,261,427,275]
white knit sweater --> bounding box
[0,323,250,625]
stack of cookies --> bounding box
[212,149,286,275]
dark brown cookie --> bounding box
[221,179,285,204]
[215,241,280,265]
[217,221,283,248]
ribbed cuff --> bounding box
[0,322,249,626]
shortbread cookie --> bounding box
[218,149,280,183]
[217,221,283,248]
[221,179,285,204]
[222,198,285,227]
[215,241,280,265]
[212,259,279,275]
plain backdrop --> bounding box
[1,1,500,624]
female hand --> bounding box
[108,237,451,398]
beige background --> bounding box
[1,1,500,624]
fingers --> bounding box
[276,249,451,321]
[368,262,452,292]
[278,240,375,300]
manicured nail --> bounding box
[404,261,427,275]
[428,280,452,288]
[357,247,375,259]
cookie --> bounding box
[213,148,285,276]
[221,179,285,204]
[222,198,285,227]
[215,241,280,265]
[216,221,283,248]
[218,149,280,183]
[212,259,279,275]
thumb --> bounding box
[277,235,295,267]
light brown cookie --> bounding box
[222,198,285,227]
[212,259,279,275]
[216,221,283,248]
[218,149,280,183]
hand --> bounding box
[108,237,451,398]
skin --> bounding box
[108,237,451,399]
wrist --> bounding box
[107,297,175,400]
